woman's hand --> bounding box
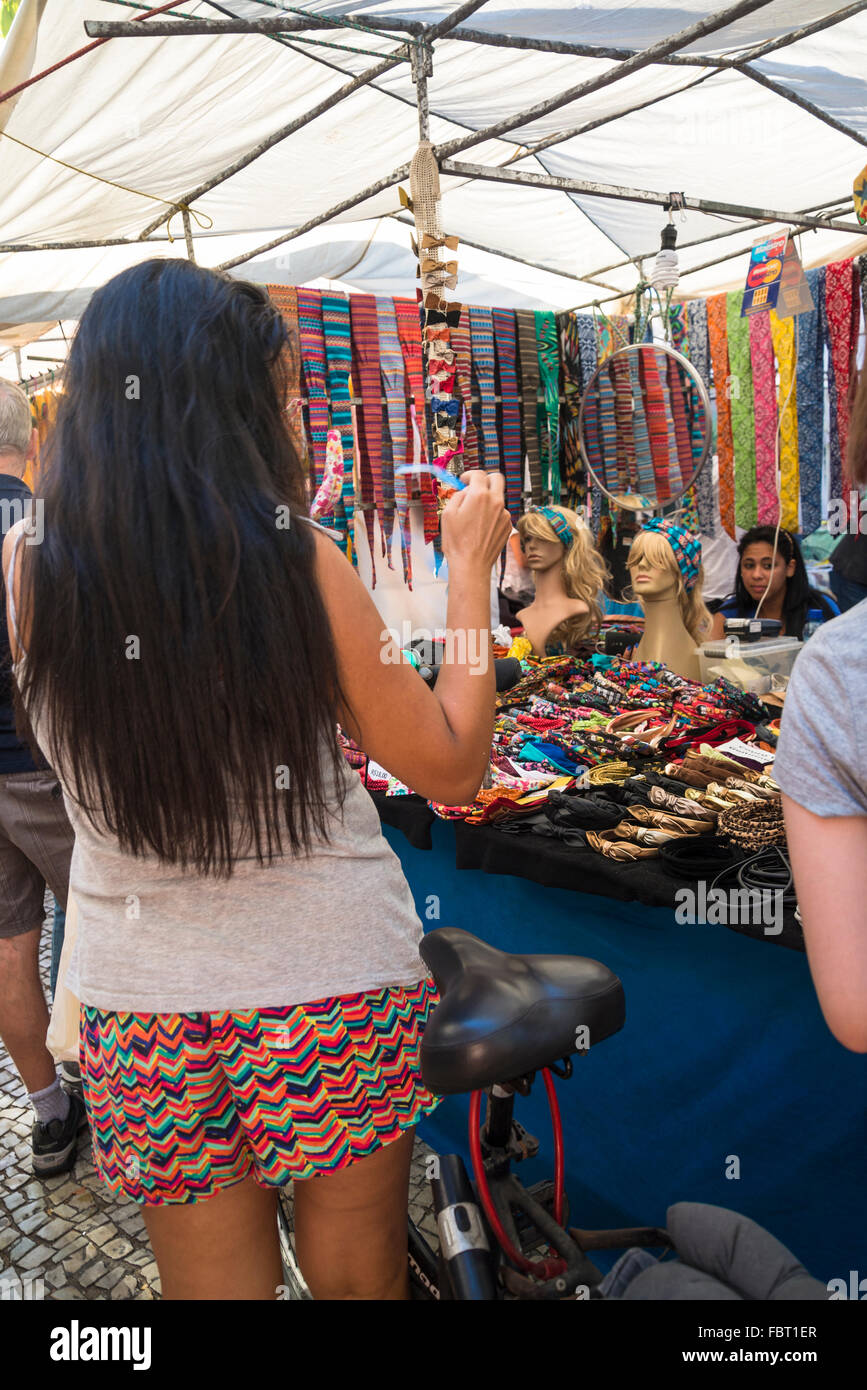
[441,470,511,574]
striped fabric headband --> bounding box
[640,517,702,592]
[529,506,574,548]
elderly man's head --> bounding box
[0,380,37,476]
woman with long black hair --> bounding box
[708,524,839,640]
[3,258,511,1299]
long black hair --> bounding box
[18,258,349,876]
[733,525,831,640]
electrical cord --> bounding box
[708,845,797,907]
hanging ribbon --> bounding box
[612,350,634,493]
[394,296,439,546]
[321,293,356,560]
[469,304,501,473]
[267,283,311,489]
[749,312,779,526]
[296,287,330,490]
[596,361,619,495]
[516,309,543,502]
[348,294,383,579]
[451,307,479,471]
[769,308,799,533]
[492,307,523,521]
[536,310,561,500]
[376,296,411,583]
[628,351,655,500]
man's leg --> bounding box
[0,921,55,1093]
[0,770,81,1171]
[49,901,66,1000]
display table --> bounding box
[379,814,867,1282]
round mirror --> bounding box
[577,343,712,512]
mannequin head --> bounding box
[627,526,711,644]
[517,505,609,630]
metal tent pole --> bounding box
[438,161,863,235]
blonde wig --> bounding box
[626,529,711,644]
[517,506,610,649]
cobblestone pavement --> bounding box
[0,909,438,1301]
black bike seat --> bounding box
[419,927,625,1095]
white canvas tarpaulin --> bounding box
[1,0,866,343]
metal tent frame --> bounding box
[2,0,866,303]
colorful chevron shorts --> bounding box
[79,978,441,1205]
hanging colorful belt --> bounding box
[321,293,356,560]
[611,350,634,492]
[296,287,329,490]
[394,297,438,546]
[639,347,672,503]
[628,351,655,499]
[376,296,411,583]
[349,294,383,579]
[558,312,584,505]
[469,305,501,472]
[685,298,715,536]
[536,310,560,500]
[769,309,799,533]
[492,307,523,521]
[516,309,543,502]
[725,290,756,530]
[795,268,824,536]
[267,283,309,485]
[749,311,779,526]
[582,384,604,492]
[707,292,735,538]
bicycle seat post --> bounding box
[483,1085,515,1172]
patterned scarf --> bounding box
[558,311,584,507]
[749,311,779,526]
[769,309,799,532]
[796,267,825,536]
[394,297,439,546]
[725,290,757,530]
[349,294,383,578]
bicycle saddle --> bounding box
[419,928,625,1095]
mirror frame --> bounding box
[577,342,713,513]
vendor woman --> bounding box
[709,525,839,640]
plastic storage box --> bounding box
[696,636,803,695]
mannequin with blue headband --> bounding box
[515,506,609,657]
[627,518,711,681]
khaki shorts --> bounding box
[0,770,74,938]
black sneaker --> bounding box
[60,1060,83,1096]
[32,1091,88,1177]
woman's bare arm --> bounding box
[782,794,867,1052]
[314,471,511,807]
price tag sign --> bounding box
[776,240,814,319]
[741,231,788,316]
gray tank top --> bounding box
[8,533,424,1013]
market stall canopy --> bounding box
[1,0,866,342]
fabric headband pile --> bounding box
[530,506,574,549]
[640,517,702,592]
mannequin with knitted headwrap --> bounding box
[627,519,712,681]
[516,506,610,656]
